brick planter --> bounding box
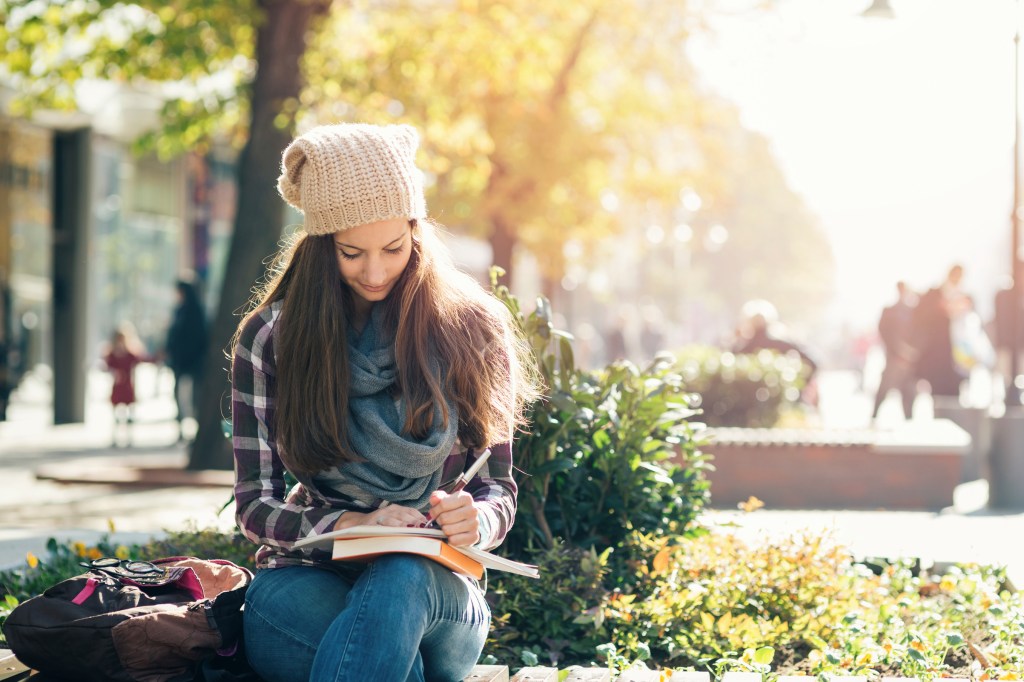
[696,419,970,510]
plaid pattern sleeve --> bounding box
[231,304,345,554]
[462,440,517,551]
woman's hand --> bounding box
[333,505,426,530]
[428,491,480,547]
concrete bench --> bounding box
[698,419,970,510]
[0,651,976,681]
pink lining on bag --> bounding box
[71,578,98,605]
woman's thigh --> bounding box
[244,565,354,682]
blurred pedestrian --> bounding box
[164,276,208,441]
[732,299,819,405]
[909,264,970,402]
[102,322,148,447]
[992,279,1024,402]
[639,304,665,364]
[604,309,630,363]
[871,281,918,421]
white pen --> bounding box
[423,448,492,529]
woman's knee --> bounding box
[369,553,437,582]
[244,566,353,681]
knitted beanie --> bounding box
[277,123,427,235]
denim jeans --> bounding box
[243,555,490,682]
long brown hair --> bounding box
[232,219,541,475]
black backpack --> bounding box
[2,557,258,682]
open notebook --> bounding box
[293,526,539,579]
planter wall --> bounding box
[696,420,970,510]
[989,408,1024,508]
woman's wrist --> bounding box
[333,511,366,530]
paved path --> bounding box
[0,367,1022,589]
[0,366,235,568]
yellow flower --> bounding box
[25,552,38,569]
[87,547,102,560]
[73,542,87,557]
[857,652,874,666]
[883,642,893,653]
[115,545,130,560]
[997,673,1019,681]
[940,576,956,591]
[738,496,765,513]
[910,641,926,652]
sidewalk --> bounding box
[0,367,1022,590]
[0,365,236,569]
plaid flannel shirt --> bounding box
[231,302,518,569]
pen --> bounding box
[424,447,492,529]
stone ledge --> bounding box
[698,419,970,510]
[0,652,978,682]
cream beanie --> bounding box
[277,123,427,235]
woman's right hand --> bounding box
[334,505,426,530]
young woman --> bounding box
[231,123,540,682]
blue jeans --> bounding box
[243,556,490,682]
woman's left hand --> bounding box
[428,491,479,547]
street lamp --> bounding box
[1010,4,1023,405]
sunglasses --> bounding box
[80,558,167,583]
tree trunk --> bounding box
[489,213,517,286]
[188,0,329,470]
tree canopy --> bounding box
[302,0,717,288]
[0,0,834,467]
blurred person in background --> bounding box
[732,299,819,405]
[871,281,918,421]
[101,322,150,447]
[163,276,208,441]
[992,278,1024,403]
[909,264,969,404]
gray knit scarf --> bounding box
[324,304,458,509]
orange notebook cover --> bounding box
[293,525,539,578]
[330,535,485,580]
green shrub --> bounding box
[492,271,711,566]
[483,541,612,668]
[135,525,257,570]
[675,345,808,427]
[487,523,1024,680]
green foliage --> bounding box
[484,541,613,667]
[0,0,256,155]
[134,525,257,570]
[491,269,711,564]
[0,535,129,605]
[485,525,1024,679]
[675,345,808,427]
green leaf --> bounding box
[753,646,774,665]
[548,390,578,414]
[533,458,577,475]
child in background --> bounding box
[102,322,148,447]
